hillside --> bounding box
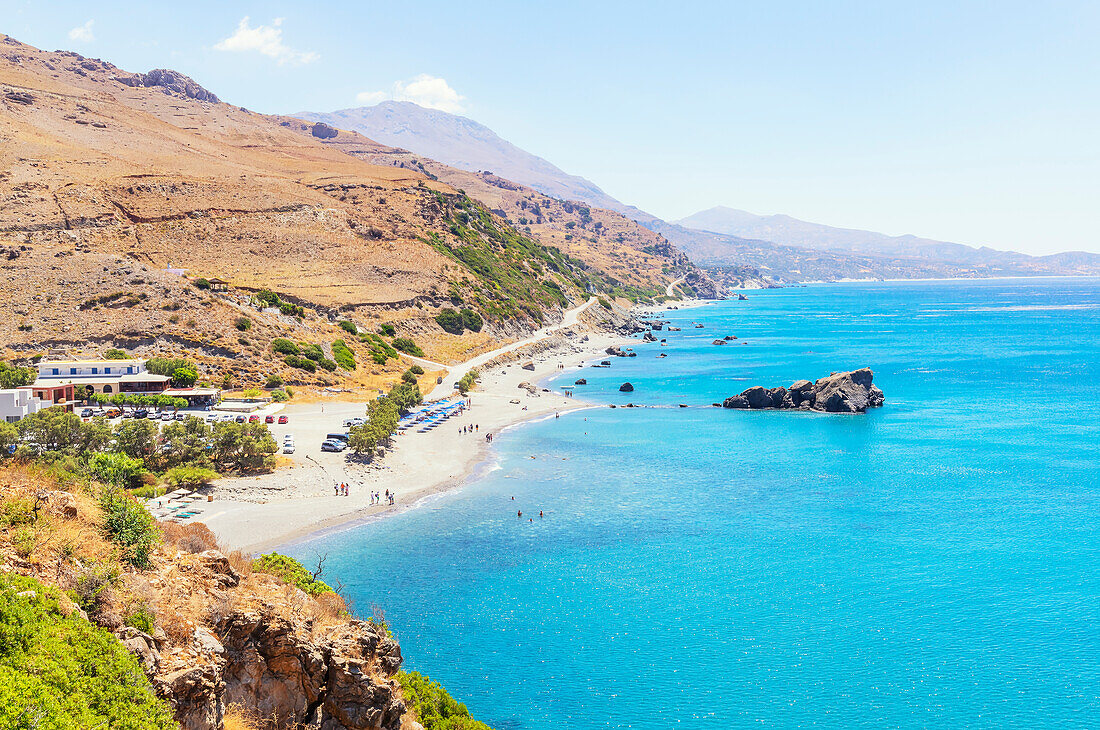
[278,117,718,298]
[677,206,1100,277]
[0,35,690,390]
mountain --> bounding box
[677,206,1100,275]
[0,34,694,387]
[295,102,657,224]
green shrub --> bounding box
[146,357,194,377]
[98,488,159,569]
[318,358,337,372]
[338,320,358,335]
[270,389,289,402]
[0,573,177,728]
[272,338,299,356]
[401,370,418,384]
[103,348,129,359]
[253,553,333,596]
[435,308,464,334]
[598,296,613,309]
[256,288,280,307]
[279,301,305,317]
[235,316,252,331]
[284,355,316,373]
[379,323,396,336]
[123,603,156,634]
[332,340,356,370]
[457,370,479,394]
[164,465,219,489]
[265,374,284,388]
[193,277,211,290]
[409,365,425,375]
[86,452,147,490]
[398,671,493,730]
[460,308,483,332]
[392,337,425,357]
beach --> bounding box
[200,323,634,553]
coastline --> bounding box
[201,323,640,553]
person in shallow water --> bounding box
[517,510,522,518]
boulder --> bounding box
[712,339,727,346]
[311,122,339,139]
[574,378,587,385]
[521,361,535,371]
[619,382,634,392]
[642,332,657,342]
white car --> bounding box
[282,443,295,454]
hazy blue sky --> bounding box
[4,1,1098,254]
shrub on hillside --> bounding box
[253,553,333,596]
[284,355,316,373]
[332,340,356,370]
[164,465,219,489]
[338,320,358,335]
[272,338,299,356]
[460,308,483,332]
[0,573,177,728]
[193,278,211,290]
[409,365,424,375]
[398,671,492,730]
[457,370,479,394]
[270,389,289,402]
[235,316,252,331]
[265,374,284,388]
[103,348,130,360]
[435,308,464,334]
[391,337,424,357]
[0,362,35,389]
[98,488,159,568]
[379,323,396,336]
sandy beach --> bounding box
[199,315,635,552]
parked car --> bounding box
[205,413,219,422]
[265,415,275,424]
[161,412,173,421]
[283,443,295,454]
[105,408,122,418]
[80,408,94,418]
[235,415,246,423]
[174,412,187,421]
[278,415,288,424]
[326,432,350,443]
[93,407,107,417]
[248,415,260,423]
[122,410,135,419]
[134,409,148,419]
[321,440,345,453]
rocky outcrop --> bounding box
[574,378,587,385]
[117,68,220,103]
[311,122,339,139]
[642,331,657,342]
[723,368,884,413]
[619,382,634,392]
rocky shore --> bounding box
[722,368,885,413]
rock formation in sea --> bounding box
[619,382,634,392]
[722,368,885,413]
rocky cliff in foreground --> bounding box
[0,465,471,730]
[723,368,885,413]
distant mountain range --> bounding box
[296,102,1100,284]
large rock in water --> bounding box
[619,382,634,392]
[722,368,884,413]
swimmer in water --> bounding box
[517,510,522,518]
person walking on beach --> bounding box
[334,482,339,496]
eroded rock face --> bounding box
[723,368,884,413]
[118,68,220,102]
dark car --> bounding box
[134,409,148,419]
[278,415,288,424]
[235,415,246,423]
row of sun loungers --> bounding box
[398,398,467,434]
[145,489,206,522]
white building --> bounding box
[0,388,45,423]
[34,359,171,397]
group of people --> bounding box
[333,482,395,506]
[485,432,494,443]
[460,424,480,434]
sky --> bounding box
[3,1,1098,255]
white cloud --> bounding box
[214,17,318,66]
[68,20,94,43]
[357,74,466,113]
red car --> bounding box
[278,415,289,424]
[248,415,260,423]
[265,415,275,424]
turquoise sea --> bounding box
[291,278,1100,729]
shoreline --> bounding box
[200,318,642,553]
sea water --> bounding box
[291,278,1100,729]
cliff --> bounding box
[0,464,472,729]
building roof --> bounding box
[163,387,221,397]
[39,359,146,365]
[119,373,171,383]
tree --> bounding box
[460,308,483,332]
[158,417,212,470]
[146,358,193,377]
[79,417,114,454]
[86,452,146,490]
[0,362,35,389]
[16,407,86,456]
[211,421,276,473]
[103,348,130,359]
[114,420,159,461]
[0,421,18,456]
[171,368,198,387]
[434,308,464,334]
